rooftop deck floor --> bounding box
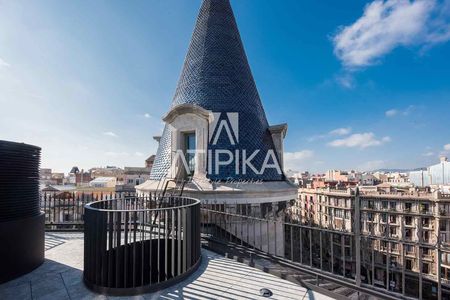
[0,232,332,300]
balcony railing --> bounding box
[201,201,448,300]
[38,193,450,300]
[40,192,133,230]
[83,195,201,296]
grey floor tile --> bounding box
[31,273,70,300]
[0,281,32,300]
[1,234,333,300]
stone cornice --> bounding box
[269,123,288,138]
[163,103,211,123]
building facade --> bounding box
[410,156,450,187]
[90,167,124,184]
[123,167,151,186]
[295,187,450,298]
[89,177,117,188]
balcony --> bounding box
[405,251,416,257]
[422,251,433,260]
[404,217,414,227]
[389,217,398,225]
[2,194,334,300]
[83,196,201,295]
[1,192,448,300]
[391,247,400,254]
[420,204,432,215]
[404,231,414,241]
[1,232,321,299]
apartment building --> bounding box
[296,187,450,298]
[410,156,450,187]
[90,166,124,183]
[123,167,151,186]
[39,168,65,186]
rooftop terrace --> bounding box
[0,232,332,300]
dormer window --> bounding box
[184,132,196,176]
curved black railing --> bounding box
[83,196,201,296]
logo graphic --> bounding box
[171,110,283,178]
[209,112,239,145]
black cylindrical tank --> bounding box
[0,140,45,283]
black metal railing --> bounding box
[83,195,201,296]
[201,201,450,300]
[40,192,134,230]
[39,192,450,299]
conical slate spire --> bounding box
[172,0,264,115]
[150,0,283,181]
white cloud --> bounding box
[358,160,386,171]
[285,150,314,160]
[307,134,326,142]
[328,132,391,148]
[144,113,151,118]
[134,151,144,157]
[423,151,435,156]
[333,0,450,68]
[308,127,352,141]
[103,131,118,137]
[385,105,417,117]
[402,105,416,116]
[330,127,352,136]
[105,151,129,157]
[284,150,314,170]
[444,144,450,151]
[335,73,355,89]
[0,57,10,68]
[385,109,398,117]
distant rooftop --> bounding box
[124,167,151,175]
[89,177,116,183]
[41,185,76,192]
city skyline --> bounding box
[1,0,450,173]
[1,1,450,298]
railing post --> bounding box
[437,239,442,300]
[290,225,294,261]
[309,229,312,267]
[341,234,345,276]
[299,226,303,264]
[330,233,334,274]
[355,187,361,287]
[419,246,423,300]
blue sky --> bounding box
[1,0,450,173]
